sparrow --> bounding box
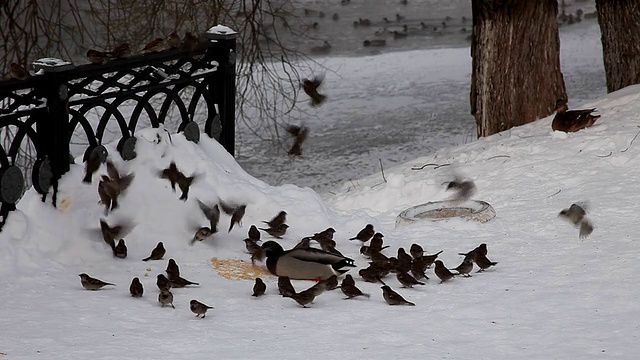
[114,239,127,259]
[293,237,312,249]
[474,254,498,272]
[190,299,213,318]
[218,199,238,216]
[9,62,29,80]
[157,274,171,291]
[396,271,425,288]
[86,49,111,64]
[422,250,444,268]
[159,162,180,191]
[142,37,165,52]
[260,223,289,239]
[167,31,181,48]
[97,176,112,213]
[229,204,247,232]
[369,233,389,253]
[182,31,199,52]
[248,225,261,242]
[409,243,424,259]
[278,276,296,297]
[82,150,104,184]
[158,289,175,308]
[446,175,476,202]
[252,278,266,297]
[359,268,386,285]
[434,260,455,283]
[244,239,264,264]
[170,275,199,288]
[142,242,166,261]
[191,226,213,245]
[349,224,375,243]
[110,42,132,58]
[307,279,329,297]
[283,287,318,308]
[341,275,370,299]
[79,273,115,290]
[312,227,336,243]
[100,219,133,256]
[166,259,180,279]
[286,125,309,156]
[302,75,327,107]
[98,161,135,210]
[317,237,344,257]
[458,244,487,259]
[321,274,340,291]
[197,200,220,234]
[396,248,412,273]
[177,172,198,201]
[263,211,287,228]
[450,258,473,277]
[559,203,594,238]
[381,285,415,306]
[410,256,430,281]
[129,277,143,297]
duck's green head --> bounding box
[261,241,285,258]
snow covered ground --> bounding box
[2,78,640,358]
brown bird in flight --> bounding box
[302,75,327,107]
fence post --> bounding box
[35,60,72,207]
[206,27,237,156]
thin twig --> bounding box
[379,158,387,183]
[411,163,451,171]
[487,155,510,160]
[596,151,611,158]
[547,189,561,198]
[621,130,640,152]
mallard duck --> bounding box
[261,241,356,280]
[551,99,600,132]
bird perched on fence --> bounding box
[302,75,327,107]
[142,37,165,53]
[9,62,30,80]
[110,43,132,59]
[286,125,309,156]
[86,49,112,64]
[167,31,182,48]
[182,32,200,53]
[79,273,115,290]
[558,203,594,238]
[552,99,600,133]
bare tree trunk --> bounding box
[471,0,567,137]
[595,0,640,93]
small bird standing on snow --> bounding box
[409,243,424,259]
[260,223,289,239]
[79,273,115,290]
[191,226,213,245]
[559,203,594,238]
[396,248,412,273]
[190,299,213,318]
[142,242,166,261]
[474,254,498,272]
[396,271,425,288]
[157,274,171,291]
[130,277,144,297]
[248,225,261,242]
[158,289,175,308]
[450,258,473,277]
[381,285,415,306]
[114,239,127,259]
[434,260,455,284]
[263,211,287,229]
[341,274,370,299]
[166,259,180,279]
[349,224,375,243]
[252,278,267,297]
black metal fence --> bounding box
[0,29,236,231]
